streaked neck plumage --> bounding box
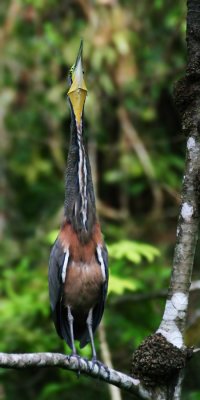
[64,108,96,243]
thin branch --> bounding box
[161,184,181,205]
[0,0,20,48]
[110,290,167,305]
[117,107,163,216]
[97,199,128,221]
[110,280,200,306]
[118,107,156,180]
[190,280,200,291]
[0,353,151,399]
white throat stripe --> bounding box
[76,122,88,227]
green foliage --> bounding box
[185,393,200,400]
[109,275,140,295]
[108,240,161,295]
[108,240,169,299]
[108,240,160,264]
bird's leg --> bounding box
[67,306,76,355]
[86,309,110,379]
[67,306,82,377]
[86,308,97,360]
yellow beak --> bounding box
[67,41,87,126]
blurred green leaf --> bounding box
[108,275,140,295]
[108,240,160,264]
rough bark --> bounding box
[0,353,152,399]
[157,0,200,369]
[158,0,200,344]
[131,0,200,398]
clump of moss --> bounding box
[131,333,193,387]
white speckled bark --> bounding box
[181,203,193,222]
[187,137,195,150]
[155,1,200,398]
[0,353,153,399]
[157,293,188,348]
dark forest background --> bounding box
[0,0,200,399]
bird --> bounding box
[48,41,108,365]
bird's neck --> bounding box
[64,112,96,243]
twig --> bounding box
[110,281,200,305]
[97,199,128,221]
[0,0,21,48]
[190,281,200,291]
[161,184,181,205]
[117,107,163,216]
[110,290,167,305]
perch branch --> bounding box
[0,353,152,399]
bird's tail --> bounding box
[79,332,90,349]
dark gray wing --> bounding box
[80,244,109,348]
[48,238,72,346]
[48,239,64,310]
[93,244,109,329]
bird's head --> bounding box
[67,40,87,127]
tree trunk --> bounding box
[131,0,200,398]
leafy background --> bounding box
[0,0,200,399]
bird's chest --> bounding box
[63,259,103,311]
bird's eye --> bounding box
[70,64,75,75]
[68,65,74,85]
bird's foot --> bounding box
[66,354,83,378]
[82,356,91,370]
[89,358,110,379]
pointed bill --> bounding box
[67,41,87,125]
